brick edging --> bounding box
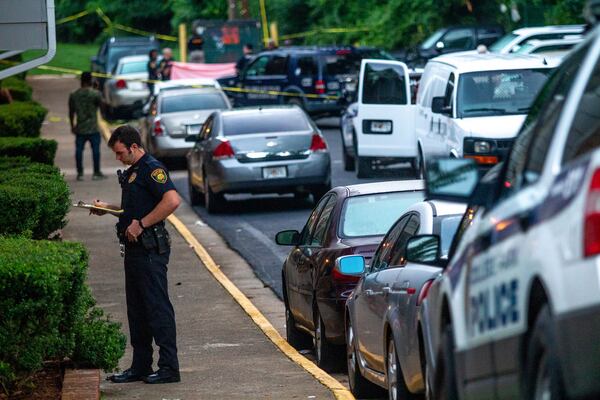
[61,369,100,400]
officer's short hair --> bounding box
[81,72,93,86]
[109,125,143,149]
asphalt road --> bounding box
[170,117,416,298]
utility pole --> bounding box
[240,0,250,19]
[228,0,238,20]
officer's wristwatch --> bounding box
[139,219,146,230]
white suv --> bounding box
[489,25,586,54]
[416,25,600,399]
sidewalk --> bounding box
[31,76,336,399]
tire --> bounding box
[343,145,355,172]
[314,309,340,372]
[311,183,331,203]
[523,305,565,400]
[387,337,415,400]
[204,176,224,214]
[347,318,381,398]
[356,156,372,179]
[285,302,312,350]
[434,324,459,400]
[415,148,425,180]
[188,174,203,206]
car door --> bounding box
[238,55,270,106]
[356,59,416,159]
[439,28,476,54]
[188,115,213,189]
[354,214,411,371]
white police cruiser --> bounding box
[415,23,600,400]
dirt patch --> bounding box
[0,362,63,400]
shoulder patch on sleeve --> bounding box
[151,168,168,184]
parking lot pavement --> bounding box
[32,76,338,399]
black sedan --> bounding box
[275,180,424,371]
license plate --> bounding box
[186,124,202,134]
[128,81,144,90]
[371,121,392,133]
[262,166,287,179]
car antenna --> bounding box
[543,57,548,65]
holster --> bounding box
[140,223,171,254]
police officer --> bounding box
[91,125,181,384]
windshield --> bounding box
[161,93,228,114]
[421,29,445,50]
[108,46,154,71]
[341,191,425,237]
[439,215,462,258]
[457,69,552,118]
[489,33,519,53]
[118,61,147,74]
[222,112,310,135]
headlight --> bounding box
[363,120,393,134]
[474,140,491,153]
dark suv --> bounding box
[91,36,160,88]
[219,46,394,117]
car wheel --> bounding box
[415,148,425,179]
[347,319,381,398]
[387,336,415,400]
[524,305,564,400]
[434,324,459,400]
[204,176,224,214]
[313,309,339,372]
[356,156,372,179]
[311,183,331,203]
[285,303,312,350]
[188,174,203,206]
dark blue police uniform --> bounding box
[117,153,179,375]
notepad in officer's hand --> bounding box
[73,201,123,216]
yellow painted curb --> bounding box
[98,118,354,400]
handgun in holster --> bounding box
[140,223,170,254]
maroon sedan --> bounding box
[276,180,424,371]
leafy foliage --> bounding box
[0,77,32,102]
[0,137,58,165]
[0,102,48,138]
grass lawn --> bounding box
[22,42,99,75]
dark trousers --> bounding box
[75,132,101,175]
[124,247,179,373]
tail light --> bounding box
[309,134,327,152]
[213,140,235,160]
[417,279,434,306]
[153,118,164,136]
[116,79,127,89]
[332,267,361,284]
[584,168,600,257]
[315,80,326,94]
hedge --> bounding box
[0,101,47,138]
[0,76,32,102]
[0,237,125,395]
[0,137,57,165]
[0,159,69,239]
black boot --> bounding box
[107,368,152,383]
[143,368,180,384]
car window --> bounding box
[265,55,288,75]
[222,111,310,135]
[322,52,362,76]
[119,60,148,74]
[489,33,519,52]
[502,42,590,196]
[161,93,229,114]
[310,195,337,246]
[388,214,420,268]
[421,29,446,50]
[442,28,474,51]
[369,215,410,272]
[362,63,407,105]
[299,195,330,246]
[245,56,269,77]
[296,57,317,77]
[562,59,600,166]
[340,191,425,237]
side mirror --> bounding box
[406,235,443,266]
[275,230,300,246]
[185,134,200,142]
[431,97,451,115]
[435,41,445,51]
[335,255,366,276]
[425,158,479,202]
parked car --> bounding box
[419,25,600,400]
[511,37,583,61]
[488,24,586,54]
[340,200,465,398]
[219,46,393,117]
[186,106,331,213]
[139,86,231,160]
[102,55,150,119]
[91,36,159,89]
[415,52,555,175]
[276,180,425,371]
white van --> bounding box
[353,59,419,178]
[415,52,556,175]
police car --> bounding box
[414,23,600,400]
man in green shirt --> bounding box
[69,72,106,181]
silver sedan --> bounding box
[140,87,232,159]
[186,106,332,213]
[102,55,150,119]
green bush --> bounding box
[0,159,69,239]
[0,101,47,138]
[0,137,57,165]
[0,76,32,102]
[0,237,126,395]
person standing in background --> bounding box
[235,43,254,74]
[159,48,174,81]
[68,71,106,181]
[147,49,160,96]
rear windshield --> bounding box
[222,112,310,135]
[118,61,147,74]
[323,53,361,76]
[341,191,425,237]
[161,93,228,113]
[108,46,154,70]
